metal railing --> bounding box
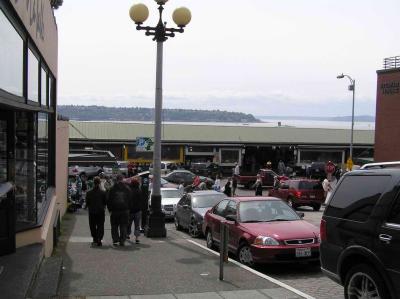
[383,56,400,69]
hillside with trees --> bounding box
[57,105,261,123]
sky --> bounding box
[55,0,400,117]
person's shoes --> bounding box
[126,235,130,240]
[97,241,102,247]
[112,242,119,246]
[119,242,125,247]
[91,242,97,247]
[135,239,140,244]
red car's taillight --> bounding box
[320,219,327,242]
[295,191,302,198]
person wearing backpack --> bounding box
[107,175,131,246]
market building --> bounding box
[0,0,67,257]
[375,56,400,162]
[68,121,374,174]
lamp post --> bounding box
[129,1,191,237]
[337,73,355,170]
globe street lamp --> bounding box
[130,1,191,237]
[337,73,355,169]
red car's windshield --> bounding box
[239,200,300,223]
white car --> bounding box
[149,161,178,175]
[149,187,183,219]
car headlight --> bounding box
[254,236,280,246]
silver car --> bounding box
[149,188,183,219]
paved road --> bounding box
[168,184,344,299]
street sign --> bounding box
[136,137,154,152]
[325,161,336,174]
[347,158,354,171]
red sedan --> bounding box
[202,197,320,266]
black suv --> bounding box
[320,169,400,299]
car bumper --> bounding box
[162,210,175,219]
[250,244,320,263]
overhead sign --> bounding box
[325,161,336,174]
[136,137,154,152]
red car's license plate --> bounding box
[310,195,316,199]
[296,247,311,257]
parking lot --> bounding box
[166,183,344,299]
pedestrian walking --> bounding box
[85,176,107,246]
[322,173,337,205]
[252,174,263,196]
[107,174,131,246]
[223,179,232,197]
[140,176,150,231]
[213,175,221,192]
[277,160,286,175]
[234,162,240,176]
[127,179,143,244]
[232,175,238,196]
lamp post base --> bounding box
[145,212,167,238]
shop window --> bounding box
[300,150,342,164]
[220,149,240,164]
[0,9,23,96]
[41,67,48,106]
[37,113,48,216]
[187,146,214,153]
[161,146,180,160]
[15,112,36,230]
[127,146,153,160]
[28,48,39,102]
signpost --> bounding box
[136,137,154,152]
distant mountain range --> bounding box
[256,115,375,122]
[57,105,261,123]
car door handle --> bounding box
[379,234,392,244]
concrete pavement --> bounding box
[52,210,309,299]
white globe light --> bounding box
[129,3,149,24]
[172,7,191,27]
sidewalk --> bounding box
[50,210,310,299]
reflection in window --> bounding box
[15,112,36,230]
[41,68,47,106]
[0,9,23,96]
[37,113,48,215]
[28,48,39,102]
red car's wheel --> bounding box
[238,243,254,267]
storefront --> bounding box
[0,1,58,256]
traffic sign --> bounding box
[325,161,336,174]
[346,158,354,171]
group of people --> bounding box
[85,174,147,247]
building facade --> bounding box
[0,0,66,257]
[375,56,400,162]
[68,121,374,174]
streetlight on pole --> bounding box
[129,1,191,237]
[337,73,355,170]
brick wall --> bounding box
[375,69,400,161]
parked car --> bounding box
[320,168,400,299]
[269,179,324,211]
[149,161,178,175]
[190,162,221,179]
[126,171,178,188]
[68,149,118,177]
[174,190,226,237]
[163,170,214,188]
[116,161,129,176]
[203,197,320,266]
[149,188,183,219]
[238,169,288,189]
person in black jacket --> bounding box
[140,176,150,232]
[127,179,144,243]
[223,179,232,197]
[107,174,131,246]
[86,177,107,246]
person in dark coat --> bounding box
[223,180,232,197]
[85,176,107,246]
[252,175,263,196]
[232,175,238,196]
[107,174,131,246]
[127,179,144,243]
[140,176,150,231]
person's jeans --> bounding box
[110,210,129,245]
[88,212,105,243]
[128,211,142,237]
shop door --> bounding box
[0,112,15,256]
